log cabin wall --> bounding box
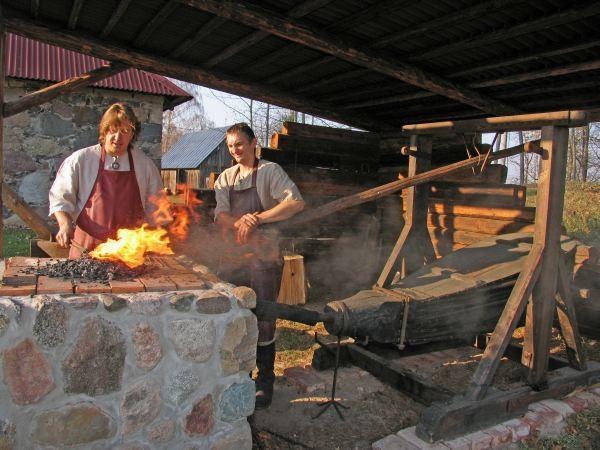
[265,122,599,302]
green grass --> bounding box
[526,182,600,247]
[3,227,36,258]
[521,405,600,450]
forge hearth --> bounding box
[0,255,215,295]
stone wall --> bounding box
[2,78,164,224]
[0,283,258,449]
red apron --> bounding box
[69,147,145,258]
[220,159,281,344]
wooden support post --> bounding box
[522,126,569,387]
[0,7,4,257]
[376,135,433,286]
[555,251,587,370]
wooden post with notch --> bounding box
[376,135,434,287]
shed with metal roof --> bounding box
[161,127,231,191]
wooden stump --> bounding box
[278,252,306,305]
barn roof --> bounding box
[4,0,600,131]
[162,126,228,169]
[4,32,192,110]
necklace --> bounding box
[111,155,120,170]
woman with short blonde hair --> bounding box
[49,102,163,257]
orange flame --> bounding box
[89,184,203,267]
[89,224,173,268]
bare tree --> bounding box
[162,80,214,153]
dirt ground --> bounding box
[249,315,600,449]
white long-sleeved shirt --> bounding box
[49,144,163,221]
[214,159,303,218]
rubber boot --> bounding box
[254,343,275,409]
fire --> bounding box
[88,184,202,267]
[90,225,173,268]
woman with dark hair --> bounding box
[49,102,163,257]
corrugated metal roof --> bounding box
[162,127,229,169]
[4,33,192,107]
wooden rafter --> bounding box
[203,0,334,68]
[68,0,84,29]
[133,0,178,47]
[3,11,386,131]
[170,16,225,59]
[325,0,410,34]
[3,63,128,117]
[340,58,600,110]
[412,2,600,62]
[30,0,39,19]
[371,0,519,49]
[180,0,519,115]
[296,68,365,94]
[100,0,133,38]
[447,38,600,78]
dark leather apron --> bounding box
[221,159,280,344]
[69,146,145,258]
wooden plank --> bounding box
[2,267,37,286]
[67,0,84,29]
[3,12,383,132]
[346,343,454,405]
[170,16,226,58]
[426,214,534,234]
[184,0,518,115]
[138,275,177,292]
[522,126,569,387]
[0,284,36,296]
[418,362,600,443]
[37,275,73,294]
[109,279,145,293]
[34,240,70,258]
[6,256,40,267]
[2,182,54,240]
[169,274,206,290]
[4,63,127,117]
[74,281,112,294]
[270,133,378,159]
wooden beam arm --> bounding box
[403,110,596,135]
[3,63,128,117]
[3,10,386,131]
[179,0,519,115]
[279,140,540,228]
[2,182,55,241]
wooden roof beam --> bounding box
[180,0,519,116]
[30,0,39,19]
[203,0,334,68]
[3,63,128,117]
[170,16,225,58]
[101,0,133,38]
[3,11,387,132]
[447,38,600,78]
[412,2,600,62]
[372,0,520,49]
[133,0,179,47]
[341,58,600,109]
[67,0,84,29]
